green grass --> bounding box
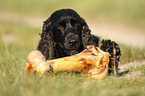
[0,54,145,96]
[120,43,145,64]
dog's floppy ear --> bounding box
[37,18,56,60]
[80,18,96,48]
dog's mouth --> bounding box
[65,48,78,56]
[70,50,76,53]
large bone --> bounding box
[25,45,109,79]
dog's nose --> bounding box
[69,40,77,46]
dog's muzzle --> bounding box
[64,33,80,49]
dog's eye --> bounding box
[71,19,78,27]
[58,21,66,29]
[59,25,63,29]
[74,23,78,26]
[58,25,65,29]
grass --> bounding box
[120,43,145,64]
[0,1,145,95]
[0,55,145,96]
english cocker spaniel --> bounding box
[37,9,121,73]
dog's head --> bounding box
[52,9,84,55]
[40,9,93,58]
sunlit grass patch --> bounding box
[0,20,40,58]
[119,43,145,64]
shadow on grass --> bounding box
[117,68,129,77]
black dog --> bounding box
[37,9,121,73]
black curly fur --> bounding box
[37,9,121,74]
[101,39,121,74]
[37,18,56,59]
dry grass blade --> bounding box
[113,42,117,76]
[0,24,9,59]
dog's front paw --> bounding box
[100,39,121,74]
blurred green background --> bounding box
[0,0,145,28]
